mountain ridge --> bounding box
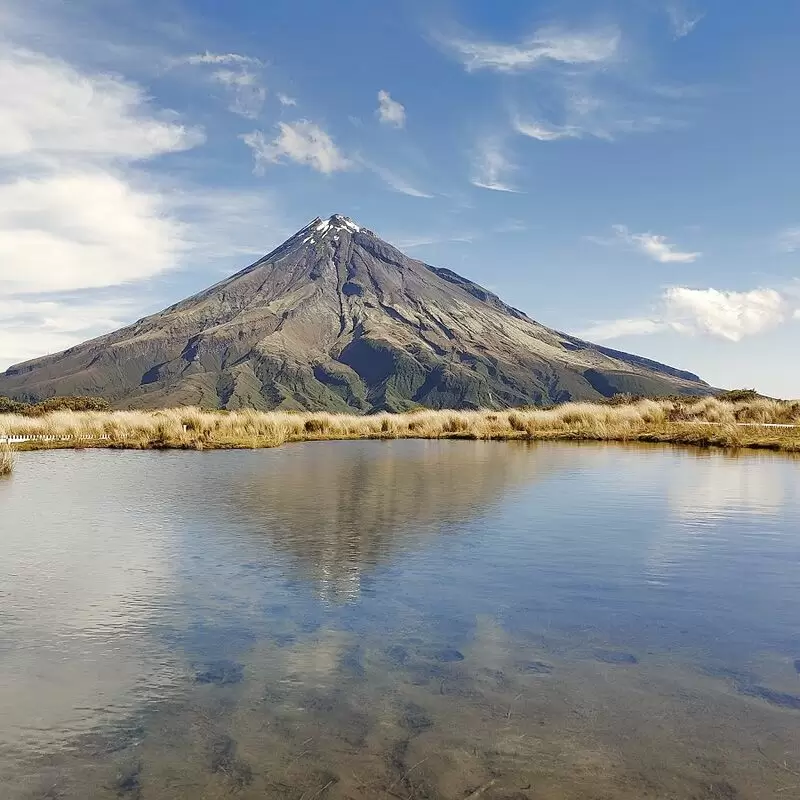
[0,214,711,411]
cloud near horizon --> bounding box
[581,287,788,343]
[0,43,290,370]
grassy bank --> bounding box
[1,396,799,454]
[0,442,14,475]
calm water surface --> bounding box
[1,441,799,799]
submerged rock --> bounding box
[112,762,142,798]
[340,645,365,677]
[209,735,253,788]
[400,702,434,734]
[194,660,244,686]
[594,650,638,665]
[518,660,554,674]
[429,647,465,663]
[736,683,800,710]
[385,644,410,666]
[702,781,740,799]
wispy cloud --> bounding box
[443,25,620,72]
[581,287,787,343]
[777,226,800,253]
[515,100,677,143]
[211,69,266,118]
[395,233,475,249]
[376,90,406,128]
[177,51,268,118]
[493,219,527,233]
[513,118,581,141]
[362,161,432,197]
[241,121,351,175]
[277,93,297,107]
[183,51,263,67]
[0,296,136,370]
[579,317,667,340]
[470,138,520,193]
[590,225,701,263]
[666,3,705,39]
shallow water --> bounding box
[1,441,799,799]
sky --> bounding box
[1,0,799,397]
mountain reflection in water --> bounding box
[1,442,799,800]
[209,439,557,602]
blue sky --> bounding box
[1,0,799,396]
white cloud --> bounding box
[777,227,800,253]
[211,69,266,118]
[794,309,800,320]
[667,4,704,38]
[241,121,351,174]
[363,162,432,197]
[581,287,787,343]
[0,171,189,293]
[278,93,297,107]
[580,317,668,340]
[608,224,701,263]
[444,26,620,72]
[376,90,406,128]
[183,51,263,67]
[1,48,204,163]
[470,138,520,193]
[0,184,289,370]
[0,47,203,297]
[664,287,786,340]
[0,32,294,370]
[0,297,135,369]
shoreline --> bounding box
[2,400,800,456]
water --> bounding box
[1,441,799,799]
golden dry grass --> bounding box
[0,442,14,476]
[1,396,799,453]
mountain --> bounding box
[0,214,711,411]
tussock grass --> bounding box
[0,442,14,476]
[0,397,799,454]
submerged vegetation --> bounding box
[0,443,14,476]
[1,395,799,453]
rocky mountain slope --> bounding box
[0,215,711,411]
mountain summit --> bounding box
[0,214,710,411]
